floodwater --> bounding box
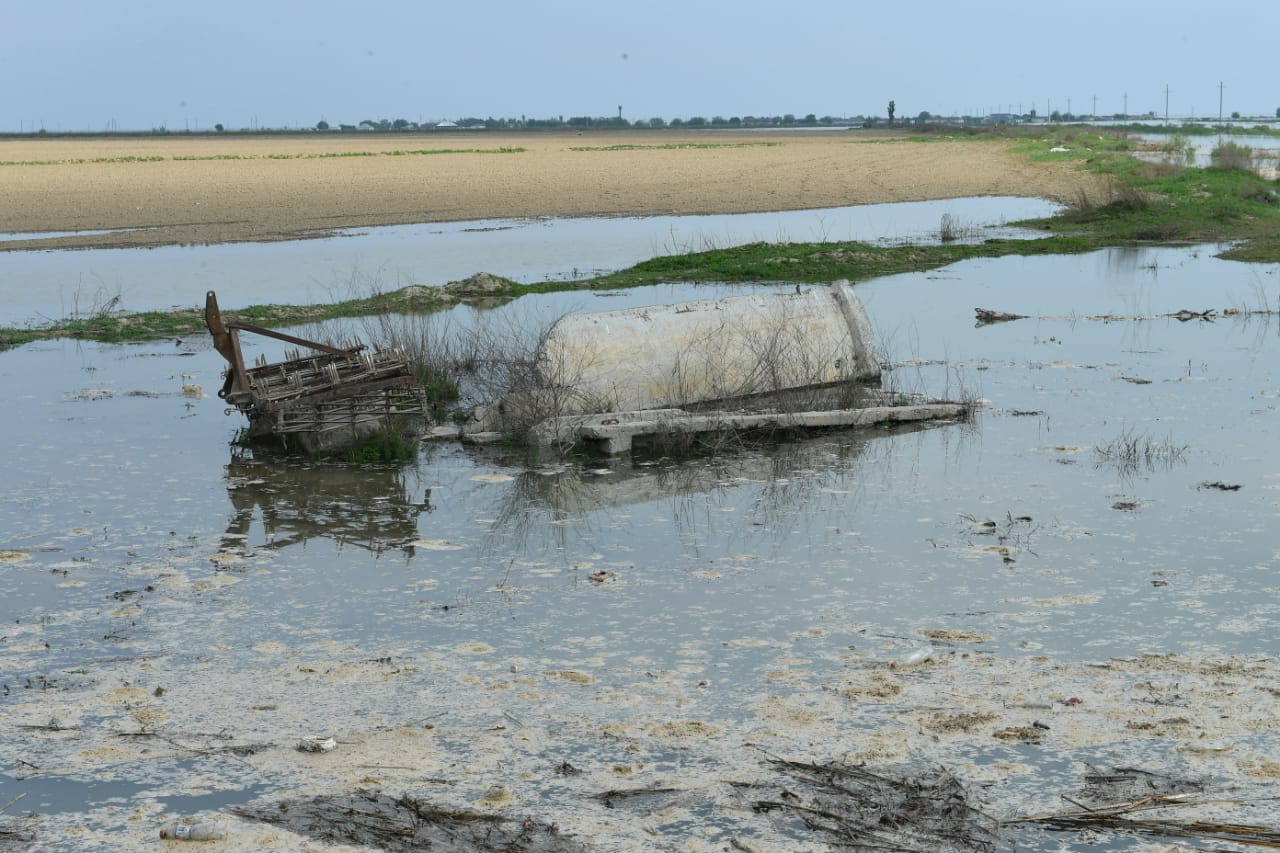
[1132,132,1280,176]
[0,196,1055,327]
[2,207,1279,851]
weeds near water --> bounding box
[1161,134,1197,165]
[361,300,576,435]
[343,426,420,464]
[938,212,983,243]
[65,284,125,322]
[939,212,960,242]
[1094,427,1187,477]
[657,227,729,256]
[1067,174,1149,217]
[1209,141,1256,171]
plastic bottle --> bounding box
[159,821,228,841]
[897,645,934,667]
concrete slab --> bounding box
[527,403,969,455]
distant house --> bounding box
[985,113,1019,125]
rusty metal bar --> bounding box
[205,291,249,400]
[205,290,365,401]
[221,321,361,359]
[203,289,426,452]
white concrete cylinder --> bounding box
[535,280,878,415]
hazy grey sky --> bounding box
[7,1,1276,132]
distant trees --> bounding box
[566,115,632,127]
[214,123,224,132]
[208,109,942,135]
[354,118,414,131]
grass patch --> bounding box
[344,426,421,463]
[0,148,524,167]
[569,142,780,152]
[508,235,1102,296]
[1013,128,1280,252]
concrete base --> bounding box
[526,409,689,448]
[529,402,970,455]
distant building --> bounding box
[984,113,1019,125]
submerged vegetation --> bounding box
[3,126,1279,352]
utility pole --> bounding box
[1218,81,1224,123]
[1164,85,1169,126]
[1092,94,1096,118]
[1123,92,1128,119]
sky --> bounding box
[6,1,1277,133]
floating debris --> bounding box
[1004,765,1280,848]
[295,735,336,753]
[232,790,587,852]
[974,307,1028,325]
[750,759,999,852]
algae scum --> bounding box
[2,229,1279,849]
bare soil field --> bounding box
[0,130,1102,251]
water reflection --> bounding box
[223,454,430,556]
[476,424,942,563]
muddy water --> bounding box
[2,236,1279,850]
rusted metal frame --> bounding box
[205,290,363,402]
[222,321,361,359]
[205,291,250,400]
